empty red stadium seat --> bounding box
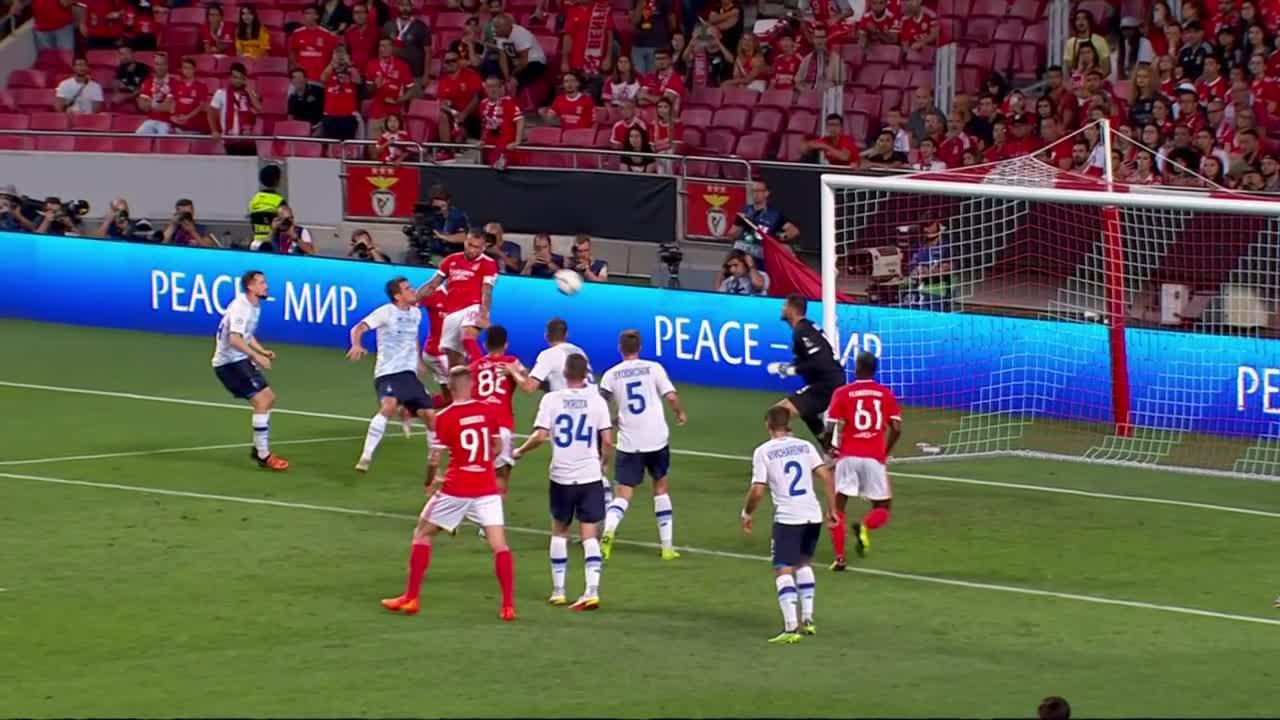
[408,98,441,120]
[779,132,807,162]
[272,119,312,137]
[35,135,76,151]
[250,56,290,77]
[75,135,115,152]
[0,114,29,130]
[593,126,613,147]
[154,137,192,154]
[939,0,970,18]
[111,114,145,133]
[255,76,292,101]
[704,128,736,155]
[12,88,49,111]
[786,109,817,134]
[170,6,207,24]
[86,49,117,72]
[720,87,759,109]
[845,93,882,119]
[286,140,326,157]
[527,126,562,146]
[907,68,933,91]
[70,113,113,132]
[0,89,16,113]
[189,139,226,155]
[686,86,723,110]
[852,64,888,91]
[865,45,901,65]
[794,90,822,112]
[733,132,771,161]
[759,89,795,111]
[904,46,936,69]
[8,69,49,89]
[1008,1,1044,22]
[750,107,784,135]
[710,107,748,133]
[962,18,999,44]
[839,44,863,68]
[33,49,73,72]
[29,112,70,131]
[259,8,285,27]
[682,106,713,128]
[679,126,703,151]
[161,26,201,55]
[845,114,870,144]
[562,128,595,147]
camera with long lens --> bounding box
[175,211,193,224]
[65,199,90,217]
[657,241,683,289]
[402,200,437,263]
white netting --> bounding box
[824,151,1280,479]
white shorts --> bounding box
[421,351,450,386]
[439,304,481,354]
[834,456,892,501]
[421,492,504,531]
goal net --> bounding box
[819,155,1280,479]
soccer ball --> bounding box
[555,269,584,295]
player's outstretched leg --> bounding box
[601,494,627,561]
[483,525,516,621]
[356,398,397,472]
[548,532,569,605]
[829,494,849,571]
[382,520,437,615]
[249,388,288,470]
[853,500,891,557]
[769,569,802,644]
[461,327,484,364]
[796,564,816,635]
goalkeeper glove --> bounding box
[766,362,797,378]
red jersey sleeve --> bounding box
[827,385,847,419]
[884,388,901,421]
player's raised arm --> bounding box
[415,271,445,300]
[522,352,552,393]
[346,321,371,361]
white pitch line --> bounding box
[2,469,1278,628]
[3,379,1280,520]
[0,434,376,466]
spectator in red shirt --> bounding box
[33,0,76,50]
[478,74,524,166]
[937,109,975,168]
[651,95,681,155]
[202,4,235,55]
[171,56,211,134]
[437,49,484,149]
[1174,84,1207,131]
[1126,148,1164,183]
[541,72,596,129]
[82,0,124,50]
[923,111,945,147]
[1004,113,1037,156]
[721,31,768,91]
[122,0,158,51]
[1196,54,1229,104]
[912,136,946,170]
[365,36,416,136]
[290,5,338,81]
[320,44,362,140]
[610,96,648,148]
[1037,116,1073,169]
[802,113,860,166]
[377,113,411,163]
[640,48,686,108]
[769,34,802,90]
[137,51,176,135]
[208,62,262,153]
[856,0,900,48]
[345,4,382,71]
[562,0,614,94]
[983,116,1008,161]
[898,0,938,50]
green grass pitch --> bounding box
[1,319,1278,717]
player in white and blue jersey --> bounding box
[598,330,687,562]
[347,276,435,473]
[741,406,837,644]
[521,317,594,393]
[513,353,614,612]
[212,270,289,471]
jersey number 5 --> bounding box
[553,414,595,448]
[625,381,646,414]
[784,460,806,496]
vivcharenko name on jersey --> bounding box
[599,359,676,453]
[359,303,423,378]
[211,295,261,367]
[530,342,594,392]
[534,387,612,484]
[750,436,826,525]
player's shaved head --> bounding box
[546,317,568,343]
[485,324,509,351]
[619,329,641,356]
[448,365,473,394]
[854,351,878,379]
[766,405,792,431]
[564,353,589,382]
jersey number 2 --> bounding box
[784,460,806,497]
[553,414,594,448]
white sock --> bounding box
[654,493,674,551]
[360,414,388,460]
[549,536,568,594]
[601,476,613,503]
[583,538,602,598]
[603,497,629,535]
[251,412,270,459]
[776,574,799,632]
[795,566,816,623]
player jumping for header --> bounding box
[347,277,437,473]
[211,270,289,471]
[742,406,838,644]
[824,351,902,570]
[382,366,517,621]
[514,354,614,611]
[416,228,498,368]
[767,294,846,452]
[598,330,688,561]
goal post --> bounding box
[819,170,1280,479]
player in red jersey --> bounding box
[468,324,527,492]
[415,229,498,368]
[823,351,902,571]
[382,366,517,621]
[418,285,452,403]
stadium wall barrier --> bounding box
[4,233,1280,438]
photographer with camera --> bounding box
[0,185,38,233]
[36,197,87,236]
[93,197,153,242]
[162,198,218,247]
[569,234,609,282]
[520,233,564,278]
[483,221,523,273]
[347,228,389,262]
[253,204,316,254]
[402,185,469,264]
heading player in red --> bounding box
[382,366,517,621]
[416,228,497,368]
[418,285,452,405]
[823,351,902,571]
[468,324,527,493]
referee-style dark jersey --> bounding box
[791,319,845,388]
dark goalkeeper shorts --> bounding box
[788,382,840,421]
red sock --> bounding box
[863,507,890,530]
[830,511,847,559]
[493,548,515,608]
[404,542,431,600]
[462,336,484,362]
